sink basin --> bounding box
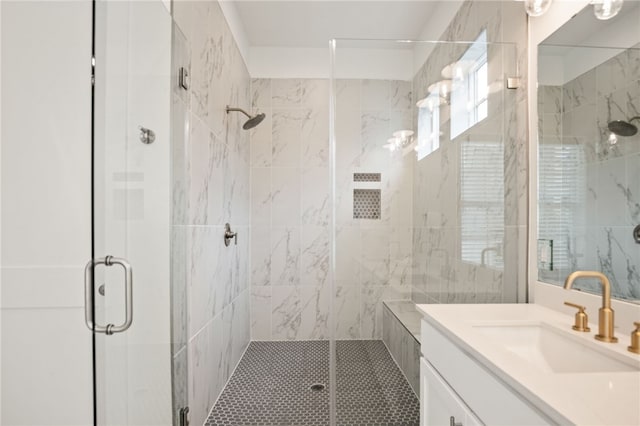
[474,323,638,374]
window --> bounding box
[416,95,440,161]
[451,30,488,139]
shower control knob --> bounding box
[224,223,237,247]
[139,126,155,144]
[633,225,640,244]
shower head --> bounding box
[608,116,640,137]
[225,106,266,130]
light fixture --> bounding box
[593,0,623,20]
[417,94,445,110]
[384,130,414,152]
[524,0,553,17]
[428,79,453,100]
[522,0,625,19]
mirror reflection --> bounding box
[537,2,640,303]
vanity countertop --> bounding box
[417,303,640,426]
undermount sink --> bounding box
[474,322,638,374]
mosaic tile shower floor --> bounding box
[205,340,420,426]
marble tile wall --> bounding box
[171,2,251,425]
[411,1,528,305]
[249,78,414,340]
[382,302,421,395]
[538,45,640,301]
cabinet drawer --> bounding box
[422,319,554,425]
[421,358,482,426]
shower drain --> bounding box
[310,383,326,392]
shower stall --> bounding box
[0,1,527,425]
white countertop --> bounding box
[417,303,640,426]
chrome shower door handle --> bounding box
[84,256,134,335]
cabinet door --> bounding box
[421,358,482,426]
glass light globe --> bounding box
[524,0,553,17]
[593,0,623,20]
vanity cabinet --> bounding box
[420,319,554,426]
[421,358,481,426]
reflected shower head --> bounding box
[608,116,640,137]
[225,106,266,130]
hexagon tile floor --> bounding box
[205,340,420,426]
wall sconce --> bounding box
[383,130,414,152]
[524,0,624,20]
[524,0,553,17]
[593,0,624,19]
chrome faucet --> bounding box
[564,271,618,343]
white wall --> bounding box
[0,1,93,424]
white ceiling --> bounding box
[229,1,445,48]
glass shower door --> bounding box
[91,1,172,424]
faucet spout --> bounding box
[564,271,611,309]
[563,271,617,343]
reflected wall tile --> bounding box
[271,285,302,340]
[302,167,329,226]
[251,226,271,286]
[272,79,304,108]
[252,78,271,108]
[361,228,390,286]
[596,50,629,97]
[301,79,330,109]
[300,226,329,287]
[250,111,272,167]
[172,96,189,227]
[250,167,271,227]
[360,285,411,339]
[271,167,301,227]
[208,311,227,401]
[188,323,213,426]
[272,109,304,167]
[336,79,361,111]
[188,115,227,226]
[360,111,391,170]
[596,227,637,300]
[335,283,361,339]
[302,107,329,168]
[171,226,188,354]
[362,79,390,110]
[335,225,361,283]
[335,107,362,168]
[251,286,271,340]
[596,156,629,226]
[270,227,300,286]
[298,283,330,339]
[627,153,640,224]
[563,69,596,112]
[172,347,188,426]
[390,81,412,110]
[187,226,217,337]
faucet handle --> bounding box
[628,322,640,354]
[564,301,591,332]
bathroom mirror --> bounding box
[537,3,640,303]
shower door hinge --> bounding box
[179,67,190,90]
[91,55,96,87]
[179,406,190,426]
[506,77,520,90]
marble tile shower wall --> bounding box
[249,78,414,340]
[171,2,251,426]
[539,46,640,300]
[411,1,528,305]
